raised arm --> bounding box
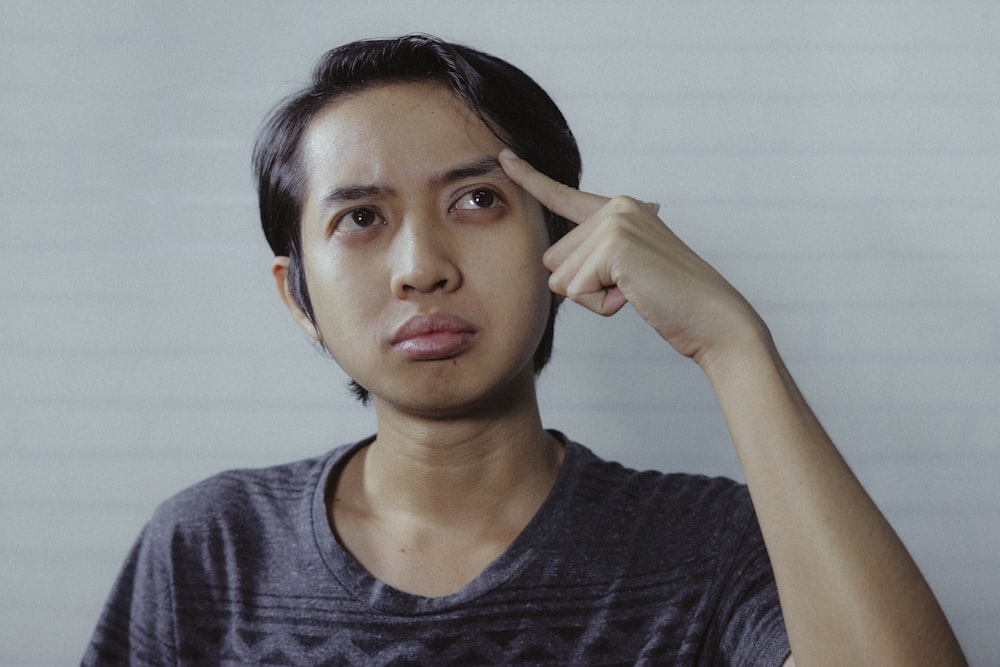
[499,149,966,666]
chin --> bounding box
[369,365,538,419]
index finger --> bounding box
[499,149,609,224]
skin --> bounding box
[274,81,967,665]
[274,82,564,597]
[499,151,968,666]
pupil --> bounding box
[472,190,493,207]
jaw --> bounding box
[369,354,543,425]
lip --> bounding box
[390,313,478,360]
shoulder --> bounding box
[570,440,749,515]
[144,443,354,547]
[564,440,758,555]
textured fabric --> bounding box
[83,436,790,666]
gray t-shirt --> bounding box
[84,435,790,666]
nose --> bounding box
[389,217,462,298]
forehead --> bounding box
[299,82,505,193]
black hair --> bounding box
[253,34,581,403]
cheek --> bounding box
[305,256,377,333]
[481,237,552,326]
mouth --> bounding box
[390,313,478,360]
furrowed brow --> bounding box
[431,157,507,187]
[318,157,505,211]
[319,184,388,210]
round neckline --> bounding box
[310,432,579,615]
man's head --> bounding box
[253,34,581,402]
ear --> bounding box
[272,256,321,341]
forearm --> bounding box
[498,151,965,662]
[701,326,966,666]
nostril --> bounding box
[402,277,449,293]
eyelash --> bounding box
[334,207,384,233]
[331,187,505,235]
[450,187,504,212]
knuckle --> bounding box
[607,195,644,212]
[561,276,584,300]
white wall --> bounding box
[2,1,998,663]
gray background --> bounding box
[3,1,998,664]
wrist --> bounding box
[695,311,778,388]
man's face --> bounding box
[278,82,554,417]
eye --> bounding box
[335,207,384,232]
[452,188,501,211]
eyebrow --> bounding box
[319,184,387,210]
[318,156,507,210]
[429,156,506,187]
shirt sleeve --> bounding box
[715,488,792,666]
[81,523,179,666]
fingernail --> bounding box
[499,148,520,161]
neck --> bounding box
[347,381,563,525]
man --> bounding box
[84,35,965,665]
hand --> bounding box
[499,149,766,366]
[500,153,969,667]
